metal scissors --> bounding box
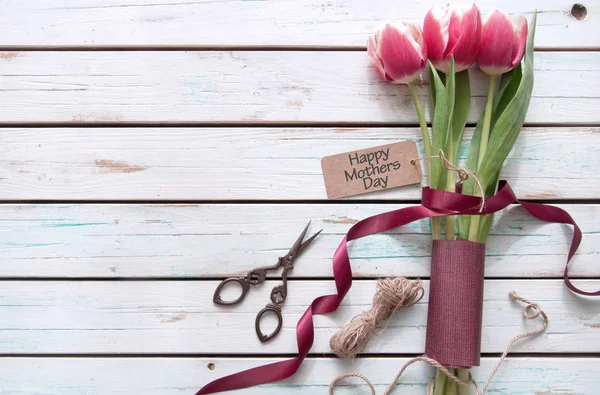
[213,221,322,342]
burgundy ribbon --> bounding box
[197,180,596,395]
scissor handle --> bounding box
[255,304,283,343]
[246,257,284,285]
[213,277,251,306]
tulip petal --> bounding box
[477,10,515,75]
[367,33,391,81]
[409,22,426,52]
[423,7,449,70]
[446,5,465,54]
[509,14,528,68]
[445,4,481,72]
[378,23,426,84]
[424,4,481,73]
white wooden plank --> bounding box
[0,357,596,394]
[0,1,597,49]
[0,204,596,279]
[0,52,598,124]
[1,127,598,200]
[1,280,598,354]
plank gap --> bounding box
[0,46,599,52]
[0,122,599,128]
[0,199,598,205]
[0,276,597,281]
[2,352,600,358]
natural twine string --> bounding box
[329,291,549,395]
[330,277,425,359]
[411,149,486,212]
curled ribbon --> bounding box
[197,181,596,395]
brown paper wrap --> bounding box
[425,239,486,368]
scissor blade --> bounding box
[285,221,312,259]
[299,229,322,253]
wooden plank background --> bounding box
[0,204,597,278]
[1,127,598,200]
[0,0,598,49]
[0,52,598,124]
[2,280,598,354]
[2,358,596,394]
[0,0,598,394]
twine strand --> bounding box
[412,149,486,212]
[475,292,549,395]
[330,277,424,359]
[329,291,548,395]
[329,373,376,395]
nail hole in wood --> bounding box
[571,4,588,20]
[208,363,216,371]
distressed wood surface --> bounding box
[0,357,597,394]
[0,52,599,124]
[1,0,598,390]
[1,127,598,200]
[0,203,596,279]
[0,0,596,49]
[2,280,598,354]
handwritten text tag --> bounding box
[321,141,422,199]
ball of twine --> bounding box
[330,277,424,359]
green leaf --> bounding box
[458,115,483,239]
[429,67,437,117]
[458,54,521,240]
[478,215,494,243]
[449,70,471,160]
[477,12,537,190]
[440,59,456,193]
[445,58,456,137]
[491,66,522,132]
[459,66,517,200]
[459,15,536,239]
[497,67,514,91]
[464,120,484,177]
[477,171,500,243]
[428,61,453,190]
[459,68,511,238]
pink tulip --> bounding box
[367,22,427,84]
[476,10,528,75]
[423,4,482,73]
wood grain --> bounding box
[1,280,598,354]
[0,0,597,49]
[1,127,598,200]
[0,0,596,390]
[0,357,596,394]
[0,203,596,279]
[0,52,598,124]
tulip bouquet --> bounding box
[197,6,592,395]
[368,5,536,395]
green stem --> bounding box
[444,134,455,240]
[432,217,442,240]
[409,82,432,164]
[444,215,455,240]
[457,368,470,395]
[409,82,439,239]
[467,75,497,242]
[445,369,457,395]
[476,74,497,170]
[433,369,447,395]
[408,82,431,160]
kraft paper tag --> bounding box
[321,141,422,199]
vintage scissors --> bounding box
[213,221,322,342]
